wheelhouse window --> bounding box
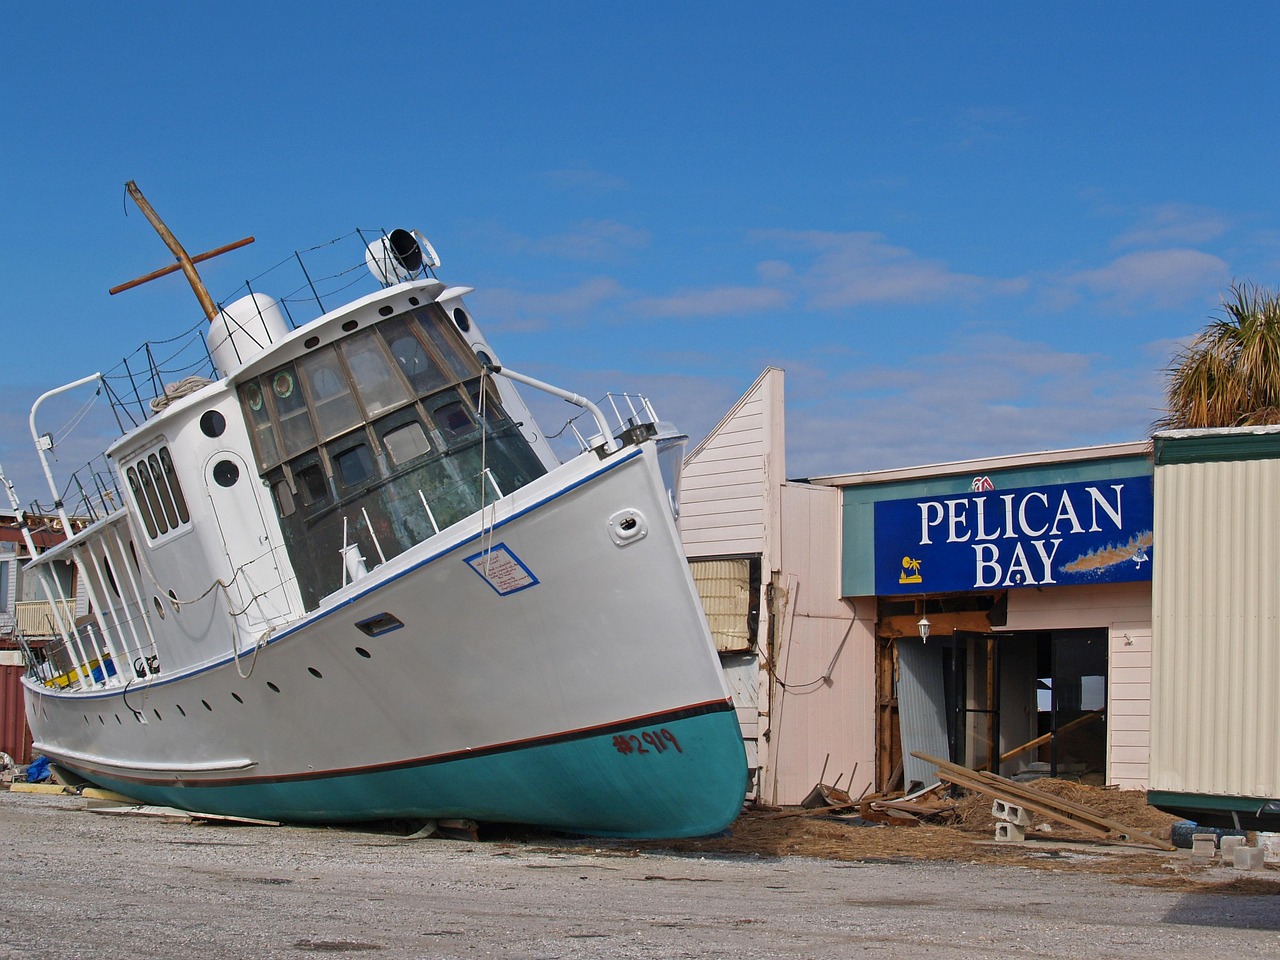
[340,332,411,417]
[299,349,361,439]
[381,420,431,465]
[126,445,191,541]
[272,365,317,458]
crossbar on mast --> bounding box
[116,181,249,323]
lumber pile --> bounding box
[912,752,1174,851]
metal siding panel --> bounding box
[1152,458,1280,798]
[689,559,753,652]
[0,664,33,763]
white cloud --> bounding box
[751,230,1026,309]
[762,333,1167,478]
[474,277,626,331]
[530,219,650,261]
[1064,249,1229,313]
[630,285,790,318]
[1113,203,1232,249]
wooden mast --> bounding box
[113,181,253,323]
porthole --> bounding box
[308,667,323,678]
[355,646,372,659]
[153,709,162,721]
[408,296,420,306]
[476,350,493,368]
[232,692,244,704]
[200,410,226,437]
[213,460,240,487]
[176,704,186,717]
[453,307,471,332]
[342,319,359,332]
[202,700,212,711]
[153,596,166,619]
[304,335,321,349]
[83,715,89,725]
[115,715,122,724]
[98,716,105,725]
[379,305,394,316]
[267,682,280,693]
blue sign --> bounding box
[873,475,1153,595]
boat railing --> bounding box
[551,392,662,453]
[24,230,437,519]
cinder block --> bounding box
[1220,835,1246,859]
[994,822,1027,842]
[991,800,1032,826]
[1191,834,1218,859]
[1233,846,1266,871]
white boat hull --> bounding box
[24,443,748,837]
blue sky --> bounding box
[2,3,1278,505]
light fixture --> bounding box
[917,616,931,643]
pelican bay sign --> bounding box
[873,475,1153,595]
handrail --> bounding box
[484,363,618,454]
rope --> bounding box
[478,372,498,573]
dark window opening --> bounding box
[355,612,403,637]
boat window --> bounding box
[136,459,169,535]
[272,479,296,518]
[158,448,190,523]
[332,441,375,489]
[272,365,318,458]
[430,395,478,442]
[295,462,329,506]
[339,331,410,417]
[468,379,506,425]
[240,379,281,469]
[148,454,180,529]
[299,349,362,439]
[127,466,158,539]
[382,316,449,395]
[381,420,431,465]
[101,553,120,597]
[415,309,480,381]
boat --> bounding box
[9,183,747,837]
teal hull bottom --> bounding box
[71,704,748,839]
[1147,790,1280,832]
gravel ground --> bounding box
[1,790,1277,960]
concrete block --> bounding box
[991,800,1032,826]
[1233,846,1266,871]
[1219,835,1246,859]
[994,822,1027,842]
[1191,834,1218,859]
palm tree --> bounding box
[1157,282,1280,430]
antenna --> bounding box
[111,181,254,323]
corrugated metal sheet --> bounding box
[690,559,753,652]
[1151,457,1280,799]
[0,662,32,764]
[895,639,950,790]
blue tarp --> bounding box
[26,755,50,783]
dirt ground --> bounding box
[566,780,1280,896]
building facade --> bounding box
[680,370,1157,804]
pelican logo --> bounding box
[899,556,923,585]
[972,476,994,492]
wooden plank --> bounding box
[913,752,1174,850]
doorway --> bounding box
[896,627,1109,787]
